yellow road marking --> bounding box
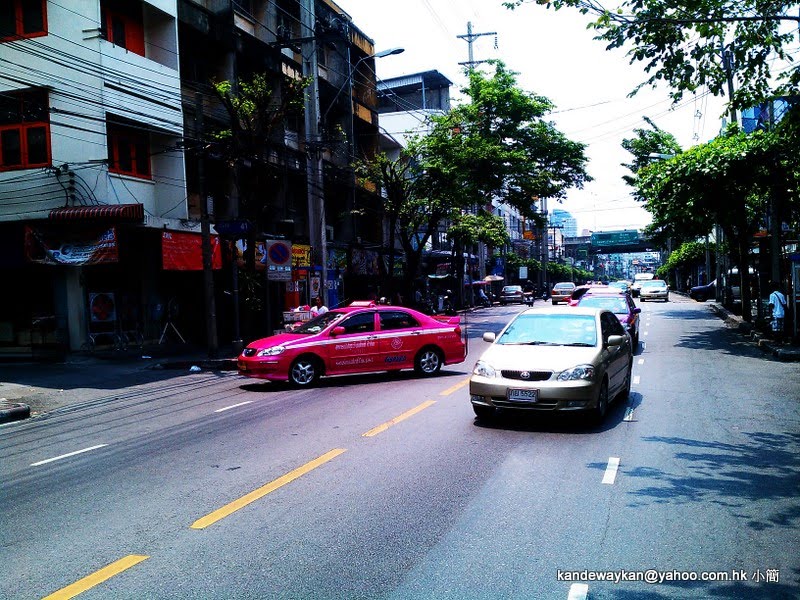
[191,448,346,529]
[42,555,149,600]
[362,400,436,437]
[439,376,470,396]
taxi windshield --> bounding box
[293,311,344,334]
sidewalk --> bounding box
[705,299,800,362]
[0,343,238,424]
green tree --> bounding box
[637,126,772,319]
[505,0,800,111]
[621,117,682,191]
[356,61,590,299]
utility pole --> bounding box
[195,93,219,358]
[457,22,497,70]
[301,0,328,305]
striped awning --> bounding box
[49,204,144,222]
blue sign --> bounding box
[214,220,252,236]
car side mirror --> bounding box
[606,334,625,347]
[330,326,346,337]
[483,332,496,343]
[633,307,641,314]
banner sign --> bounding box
[292,244,312,268]
[162,231,221,271]
[25,226,119,265]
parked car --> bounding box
[469,306,633,423]
[577,291,641,347]
[500,285,525,305]
[639,279,669,301]
[689,280,716,302]
[551,281,576,304]
[238,301,466,386]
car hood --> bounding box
[479,343,601,371]
[247,332,314,349]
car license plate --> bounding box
[507,388,538,402]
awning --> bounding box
[49,204,144,222]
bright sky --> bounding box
[338,0,727,234]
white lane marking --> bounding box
[641,342,646,350]
[643,331,649,336]
[214,401,254,413]
[568,583,589,599]
[602,457,620,484]
[623,406,635,421]
[633,375,640,385]
[637,358,644,365]
[31,444,108,467]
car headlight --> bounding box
[473,360,497,378]
[257,346,286,357]
[557,364,595,381]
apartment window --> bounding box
[101,0,145,56]
[0,0,47,41]
[0,89,50,171]
[107,123,150,179]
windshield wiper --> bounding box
[561,342,595,347]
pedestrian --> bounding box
[310,296,328,317]
[768,282,788,344]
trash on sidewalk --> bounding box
[189,365,202,372]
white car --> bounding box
[639,279,669,301]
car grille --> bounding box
[492,397,559,409]
[242,348,257,357]
[501,370,552,381]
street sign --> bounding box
[214,219,252,237]
[266,239,292,281]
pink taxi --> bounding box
[237,301,467,386]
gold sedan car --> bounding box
[470,307,633,423]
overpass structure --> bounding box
[564,230,660,256]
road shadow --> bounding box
[471,389,635,434]
[239,368,466,393]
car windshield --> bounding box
[292,311,345,334]
[497,313,597,347]
[579,296,629,314]
[642,281,666,288]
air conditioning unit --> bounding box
[326,225,334,241]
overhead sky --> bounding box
[338,0,728,234]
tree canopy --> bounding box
[505,0,800,111]
[356,61,591,296]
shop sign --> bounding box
[292,244,312,268]
[162,231,222,271]
[25,226,119,265]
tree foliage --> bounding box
[505,0,800,111]
[356,61,590,296]
[620,116,682,191]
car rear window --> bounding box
[579,296,628,314]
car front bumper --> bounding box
[469,376,600,411]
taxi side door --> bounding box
[325,310,380,375]
[377,310,423,370]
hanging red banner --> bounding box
[162,231,222,271]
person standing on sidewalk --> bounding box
[768,282,788,344]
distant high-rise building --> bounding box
[550,209,578,238]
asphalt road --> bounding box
[1,297,798,599]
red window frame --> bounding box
[0,89,51,172]
[107,123,151,179]
[100,0,145,57]
[0,0,47,42]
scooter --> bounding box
[523,292,535,306]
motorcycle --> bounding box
[523,291,535,306]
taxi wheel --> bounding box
[414,347,443,376]
[289,356,320,386]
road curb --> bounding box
[151,358,239,371]
[0,400,31,424]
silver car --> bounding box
[469,307,633,423]
[639,279,669,301]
